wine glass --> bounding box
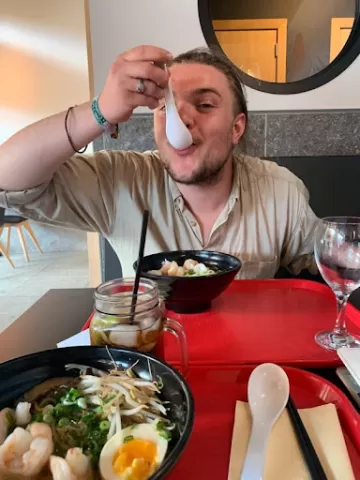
[314,216,360,350]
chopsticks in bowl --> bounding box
[287,395,327,480]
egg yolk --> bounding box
[113,439,158,480]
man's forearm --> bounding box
[0,102,103,191]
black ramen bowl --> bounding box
[0,346,194,480]
[134,249,241,313]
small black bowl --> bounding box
[134,250,241,313]
[0,346,194,480]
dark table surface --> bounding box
[0,288,358,412]
[0,288,95,363]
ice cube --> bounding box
[109,324,140,348]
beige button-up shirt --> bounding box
[0,150,319,278]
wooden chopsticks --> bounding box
[287,395,328,480]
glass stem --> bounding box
[333,293,350,335]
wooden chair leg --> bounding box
[22,221,43,253]
[6,225,11,254]
[0,241,14,268]
[16,225,29,262]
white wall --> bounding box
[0,0,91,144]
[88,0,360,111]
[0,0,91,254]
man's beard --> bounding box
[161,145,234,186]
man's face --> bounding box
[154,63,246,185]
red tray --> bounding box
[164,279,360,368]
[167,364,360,479]
[82,279,360,368]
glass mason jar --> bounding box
[90,277,188,374]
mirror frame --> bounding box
[198,0,360,94]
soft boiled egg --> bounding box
[99,423,169,480]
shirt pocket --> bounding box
[236,257,279,280]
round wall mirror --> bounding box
[198,0,360,94]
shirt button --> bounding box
[191,221,197,227]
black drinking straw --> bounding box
[130,210,150,323]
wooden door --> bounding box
[330,18,354,62]
[213,19,287,82]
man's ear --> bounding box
[232,112,246,145]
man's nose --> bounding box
[176,101,194,129]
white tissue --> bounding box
[57,329,90,348]
[338,347,360,385]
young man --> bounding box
[0,45,318,278]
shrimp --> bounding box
[0,408,14,446]
[65,448,94,479]
[183,258,198,271]
[167,261,180,276]
[0,422,53,477]
[160,260,172,274]
[15,402,31,427]
[50,448,94,480]
[176,266,185,276]
[49,457,71,480]
[148,269,162,275]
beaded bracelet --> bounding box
[91,96,119,139]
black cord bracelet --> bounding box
[64,106,88,154]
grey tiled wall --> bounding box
[93,110,360,157]
[266,111,360,157]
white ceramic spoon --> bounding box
[240,363,290,480]
[164,67,193,150]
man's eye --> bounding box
[198,103,214,109]
[159,104,166,111]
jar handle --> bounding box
[163,318,189,378]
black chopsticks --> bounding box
[287,395,327,480]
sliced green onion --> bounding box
[91,430,101,439]
[99,420,110,431]
[58,417,70,427]
[61,388,82,405]
[43,405,54,414]
[124,435,134,443]
[159,430,172,441]
[76,398,87,409]
[82,412,95,422]
[31,413,43,423]
[43,413,53,424]
[68,388,81,400]
[156,421,165,431]
[54,404,72,420]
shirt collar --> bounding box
[168,175,184,210]
[229,153,241,202]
